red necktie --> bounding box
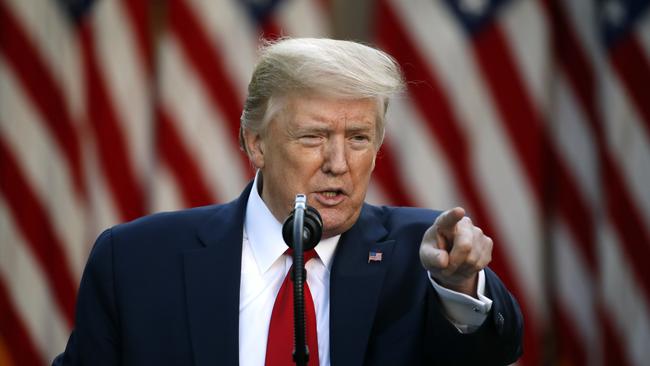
[265,249,320,366]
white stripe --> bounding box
[566,0,650,228]
[0,198,70,362]
[276,0,331,37]
[385,97,459,210]
[189,0,258,98]
[365,179,391,206]
[0,59,88,279]
[388,0,545,320]
[600,66,650,228]
[92,0,152,181]
[550,75,600,206]
[500,0,551,114]
[82,130,122,235]
[599,223,650,366]
[151,165,186,213]
[4,0,84,124]
[160,36,248,202]
[552,221,602,366]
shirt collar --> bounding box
[244,172,340,274]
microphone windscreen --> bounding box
[282,206,323,250]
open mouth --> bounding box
[314,190,346,205]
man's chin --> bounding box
[320,212,358,239]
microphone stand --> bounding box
[291,195,309,366]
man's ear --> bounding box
[243,128,265,169]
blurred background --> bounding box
[1,0,649,365]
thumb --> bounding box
[420,226,449,270]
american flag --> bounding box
[368,250,383,263]
[0,0,648,365]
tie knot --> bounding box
[285,248,318,263]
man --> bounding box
[54,38,522,365]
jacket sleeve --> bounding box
[52,228,121,366]
[424,267,524,365]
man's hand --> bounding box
[419,207,493,297]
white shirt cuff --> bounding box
[428,270,493,333]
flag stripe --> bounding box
[472,22,546,199]
[467,11,637,364]
[157,107,217,207]
[0,138,77,326]
[384,98,460,210]
[376,2,540,364]
[554,302,588,366]
[168,0,251,174]
[543,0,650,303]
[599,307,633,366]
[0,57,89,279]
[157,34,249,202]
[260,17,284,39]
[608,35,650,139]
[470,19,601,271]
[122,0,153,72]
[373,141,415,206]
[0,278,44,366]
[0,0,85,196]
[80,24,146,221]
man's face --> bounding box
[247,94,379,238]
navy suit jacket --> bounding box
[54,183,523,365]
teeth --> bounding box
[322,191,337,198]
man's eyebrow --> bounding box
[346,124,374,133]
[290,125,331,136]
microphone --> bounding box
[281,194,322,366]
[282,196,323,251]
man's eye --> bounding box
[299,135,322,144]
[351,135,370,142]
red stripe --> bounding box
[609,35,650,139]
[79,23,146,221]
[373,140,415,206]
[260,17,284,40]
[377,2,541,365]
[542,0,650,302]
[168,0,253,179]
[0,138,77,326]
[598,306,632,366]
[156,107,217,207]
[122,0,154,74]
[0,278,44,366]
[471,22,599,268]
[0,0,85,197]
[553,302,588,366]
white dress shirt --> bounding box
[238,175,492,366]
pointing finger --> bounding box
[420,225,450,270]
[433,207,466,237]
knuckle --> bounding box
[456,241,472,254]
[465,256,479,267]
[485,236,494,250]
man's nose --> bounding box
[322,137,349,175]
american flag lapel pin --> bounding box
[368,249,383,263]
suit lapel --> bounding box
[183,183,252,366]
[330,205,395,366]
